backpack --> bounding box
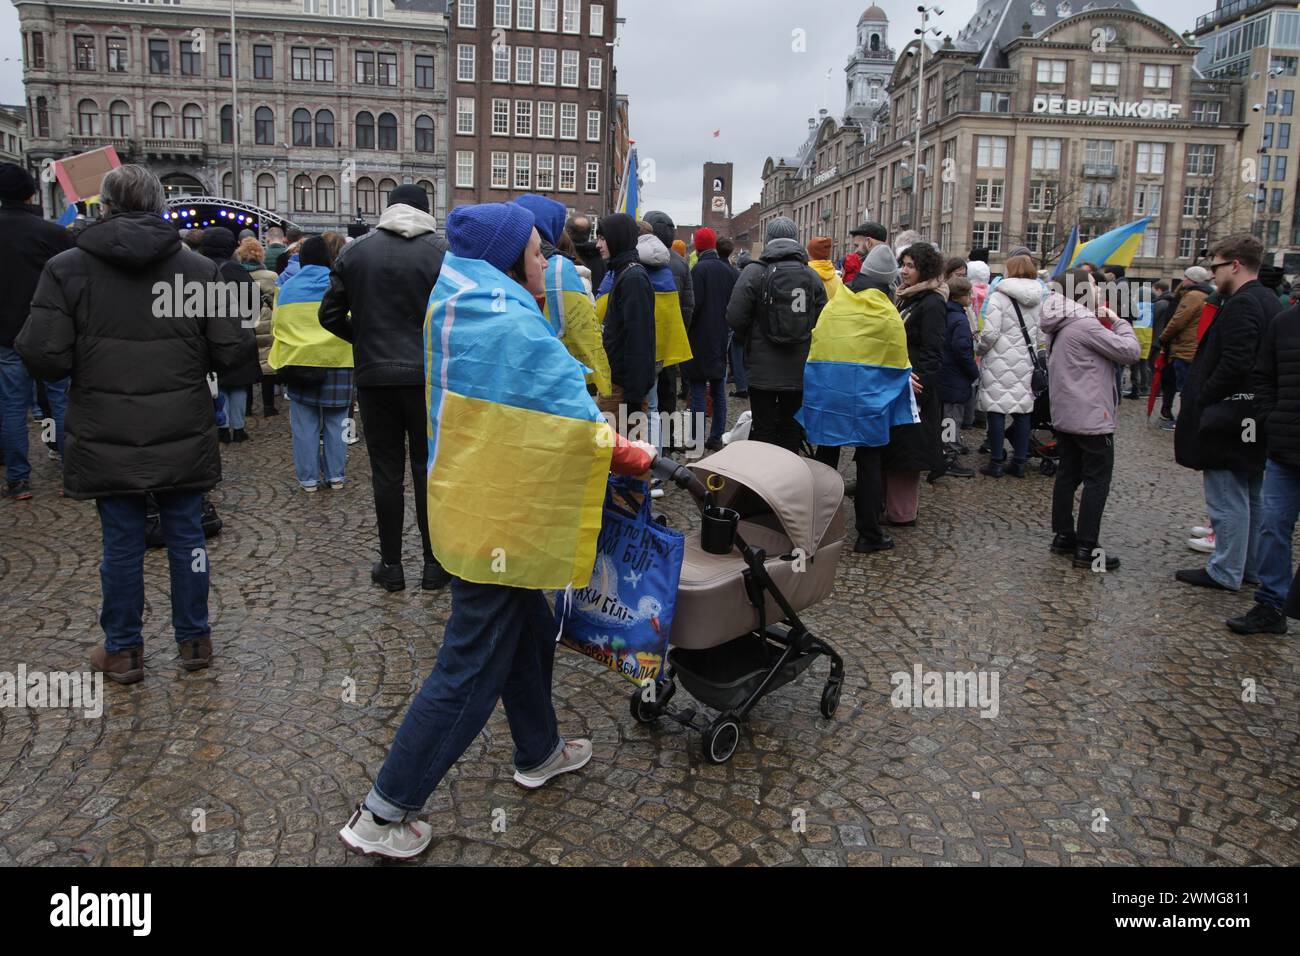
[758,260,816,346]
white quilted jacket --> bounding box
[977,278,1045,415]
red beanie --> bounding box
[694,227,717,252]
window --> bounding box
[559,103,578,139]
[561,50,579,87]
[1029,179,1057,212]
[456,151,475,188]
[377,112,397,150]
[514,152,532,189]
[356,111,375,149]
[77,99,99,136]
[536,153,554,189]
[941,180,954,213]
[378,178,397,207]
[458,44,476,82]
[1133,183,1162,216]
[1260,155,1272,181]
[221,104,234,144]
[1142,64,1172,89]
[1026,223,1054,258]
[221,172,234,200]
[495,0,513,27]
[1276,155,1289,181]
[1135,142,1166,175]
[1272,56,1299,76]
[356,50,375,84]
[34,97,48,138]
[491,151,509,188]
[180,40,201,76]
[494,44,512,82]
[517,47,534,83]
[493,99,510,135]
[416,54,435,89]
[294,175,313,212]
[971,221,1002,251]
[585,161,599,194]
[181,103,202,139]
[1272,188,1285,214]
[1090,62,1119,86]
[257,174,276,212]
[1182,186,1212,218]
[1084,139,1115,165]
[974,178,1004,210]
[1178,229,1196,259]
[976,135,1007,167]
[1082,181,1110,208]
[1139,228,1159,258]
[292,47,311,81]
[254,44,273,79]
[539,49,557,84]
[1283,91,1296,117]
[377,52,398,86]
[515,100,533,136]
[1030,137,1061,170]
[587,56,602,89]
[316,175,337,214]
[149,39,170,75]
[518,0,536,30]
[75,35,96,71]
[315,109,335,147]
[586,109,600,141]
[1036,59,1066,84]
[541,0,558,32]
[558,154,576,191]
[150,102,172,137]
[356,176,376,216]
[1186,144,1217,176]
[292,108,312,146]
[107,37,128,72]
[563,0,580,33]
[1264,123,1275,149]
[109,100,130,137]
[590,3,604,35]
[255,106,274,145]
[457,98,475,135]
[1191,100,1222,123]
[415,114,435,152]
[978,91,1009,113]
[29,32,45,70]
[315,48,335,83]
[219,41,232,78]
[459,0,477,28]
[537,101,555,137]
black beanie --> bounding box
[0,162,37,202]
[299,235,332,267]
[387,184,429,213]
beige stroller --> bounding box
[640,441,847,763]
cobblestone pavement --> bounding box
[2,397,1297,867]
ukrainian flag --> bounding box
[615,148,640,220]
[267,264,353,369]
[543,253,612,396]
[796,286,919,448]
[1070,217,1151,270]
[595,267,693,368]
[425,254,613,590]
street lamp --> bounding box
[230,0,242,203]
[910,6,943,233]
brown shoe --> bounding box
[178,635,213,672]
[89,645,144,684]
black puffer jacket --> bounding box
[602,248,657,400]
[319,203,448,387]
[1255,304,1300,469]
[200,229,261,390]
[883,287,946,473]
[15,212,251,499]
[0,202,73,348]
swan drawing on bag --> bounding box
[574,553,665,633]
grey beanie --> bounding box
[766,217,798,242]
[861,244,899,284]
[1008,245,1034,259]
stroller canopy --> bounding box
[689,441,845,555]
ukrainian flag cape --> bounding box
[796,286,918,448]
[424,254,613,590]
[543,253,612,396]
[268,264,353,369]
[809,260,843,304]
[595,265,693,367]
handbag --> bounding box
[1010,298,1048,399]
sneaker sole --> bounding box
[180,658,212,672]
[1226,620,1288,636]
[102,669,144,684]
[373,578,405,592]
[513,748,592,789]
[337,827,431,860]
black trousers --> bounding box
[749,388,804,454]
[1159,361,1178,418]
[357,385,433,564]
[1051,431,1115,546]
[261,373,278,412]
[817,444,885,544]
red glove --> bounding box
[609,430,656,476]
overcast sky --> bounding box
[0,0,1202,225]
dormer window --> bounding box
[1057,1,1072,15]
[1031,1,1046,15]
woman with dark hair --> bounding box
[943,257,968,282]
[882,242,948,524]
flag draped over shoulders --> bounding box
[796,286,918,448]
[596,265,693,367]
[543,253,612,396]
[268,264,353,369]
[425,254,613,590]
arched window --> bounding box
[315,109,335,147]
[150,102,172,138]
[255,106,274,145]
[256,173,276,210]
[414,114,434,152]
[292,108,312,146]
[182,103,202,139]
[316,174,336,213]
[355,110,375,149]
[416,179,435,212]
[378,177,397,207]
[870,33,880,52]
[356,176,376,216]
[221,172,233,199]
[35,96,50,138]
[293,174,313,212]
[377,112,397,150]
[221,105,234,144]
[77,99,100,136]
[109,100,130,137]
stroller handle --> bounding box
[651,455,708,501]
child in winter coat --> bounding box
[941,278,980,457]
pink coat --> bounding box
[1038,292,1141,435]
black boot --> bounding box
[1226,602,1288,635]
[218,427,233,444]
[1005,459,1026,478]
[980,460,1004,478]
[232,428,250,443]
[371,561,405,592]
[854,533,894,553]
[1050,533,1077,555]
[422,557,452,591]
[1073,543,1120,571]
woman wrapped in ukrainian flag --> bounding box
[339,202,657,860]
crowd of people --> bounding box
[2,157,1297,859]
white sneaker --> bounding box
[513,738,592,789]
[329,480,345,490]
[301,483,318,493]
[338,805,433,859]
[1188,534,1215,553]
[1191,525,1213,538]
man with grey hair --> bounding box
[726,216,827,452]
[16,164,252,683]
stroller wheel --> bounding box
[820,679,842,719]
[703,715,741,764]
[1039,459,1057,477]
[630,686,663,724]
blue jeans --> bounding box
[0,345,68,482]
[220,387,248,430]
[97,491,209,652]
[691,378,726,441]
[644,381,661,452]
[364,578,563,822]
[728,333,748,393]
[1204,468,1264,590]
[1254,459,1300,609]
[986,411,1031,464]
[289,399,348,486]
[1173,358,1191,393]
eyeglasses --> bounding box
[1207,261,1236,272]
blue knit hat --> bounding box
[512,194,566,246]
[446,202,536,274]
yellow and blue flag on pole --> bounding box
[424,254,613,590]
[542,253,612,396]
[615,148,640,220]
[1070,217,1151,271]
[268,264,353,369]
[796,286,918,448]
[594,267,693,368]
